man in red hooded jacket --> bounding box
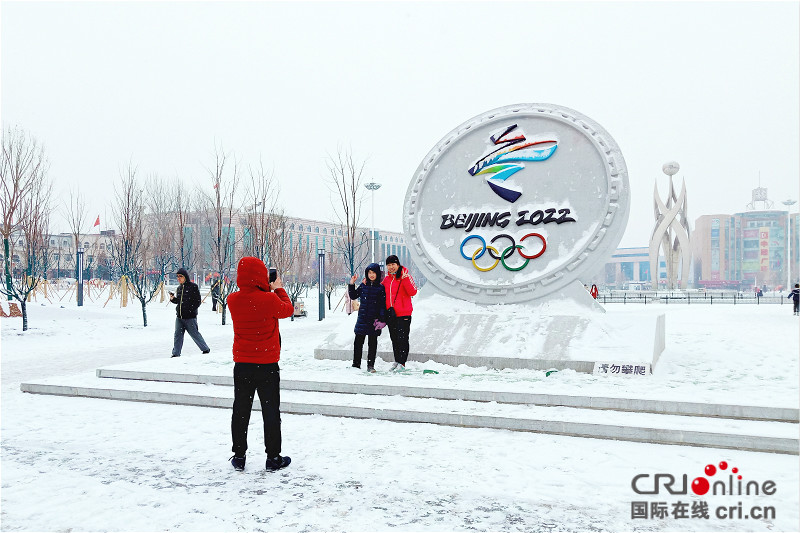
[227,257,294,472]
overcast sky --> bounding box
[2,1,798,247]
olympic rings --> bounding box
[460,233,548,272]
[500,245,529,271]
[472,246,500,272]
[519,233,546,259]
[460,235,486,260]
[488,234,516,260]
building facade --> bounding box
[693,210,798,290]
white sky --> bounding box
[1,1,798,247]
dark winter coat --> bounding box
[788,288,800,303]
[170,268,202,319]
[227,257,294,364]
[348,263,387,336]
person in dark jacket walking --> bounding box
[348,263,386,372]
[227,257,295,472]
[211,280,220,312]
[382,254,418,372]
[169,268,210,357]
[787,283,799,315]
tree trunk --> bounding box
[141,301,148,327]
[4,238,12,300]
[222,303,227,325]
[21,298,28,331]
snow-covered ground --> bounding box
[1,288,799,531]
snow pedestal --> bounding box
[315,281,665,373]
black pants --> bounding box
[388,316,412,365]
[231,362,281,458]
[793,300,799,313]
[353,334,378,368]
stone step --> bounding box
[96,368,799,423]
[20,372,799,455]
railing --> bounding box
[598,292,793,305]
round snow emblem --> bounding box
[404,103,630,304]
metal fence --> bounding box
[598,292,794,305]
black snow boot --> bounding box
[265,455,291,471]
[230,455,246,471]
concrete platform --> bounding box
[315,293,666,373]
[20,370,800,455]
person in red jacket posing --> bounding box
[226,257,294,472]
[381,254,418,372]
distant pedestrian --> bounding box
[348,263,386,373]
[169,268,210,357]
[227,257,295,472]
[787,283,799,316]
[382,255,417,372]
[211,280,220,312]
[590,284,599,299]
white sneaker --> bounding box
[389,362,399,371]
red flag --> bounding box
[93,215,100,227]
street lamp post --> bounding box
[783,199,796,290]
[76,245,84,307]
[364,182,382,264]
[318,247,325,321]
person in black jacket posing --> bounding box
[169,268,210,357]
[348,263,386,372]
[787,283,800,316]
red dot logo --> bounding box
[719,461,728,470]
[705,464,717,476]
[732,467,738,474]
[692,477,710,495]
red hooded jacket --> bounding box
[381,266,417,317]
[227,257,294,364]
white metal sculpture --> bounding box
[649,162,691,289]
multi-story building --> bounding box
[587,246,667,290]
[2,214,415,285]
[693,209,798,290]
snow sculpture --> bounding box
[404,103,630,305]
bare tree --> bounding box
[174,178,201,273]
[283,245,313,321]
[242,158,279,264]
[263,209,306,319]
[1,126,49,298]
[0,173,53,330]
[326,147,369,277]
[110,163,161,326]
[324,247,347,310]
[62,186,89,279]
[265,209,297,276]
[145,173,176,286]
[198,145,243,325]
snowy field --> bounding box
[1,288,799,532]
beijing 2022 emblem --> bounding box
[404,103,630,305]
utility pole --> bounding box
[783,199,796,289]
[364,182,382,264]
